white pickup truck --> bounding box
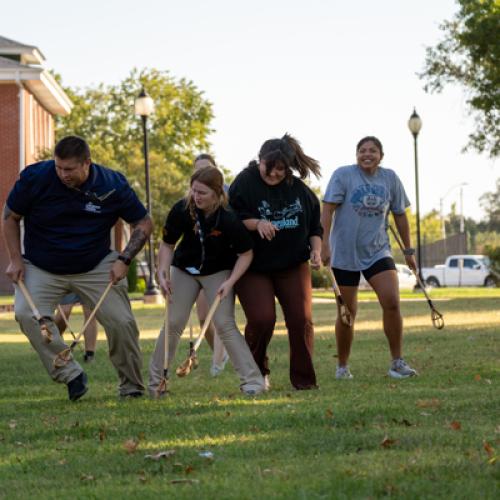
[421,255,496,287]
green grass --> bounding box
[0,295,498,499]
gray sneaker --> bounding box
[388,358,417,379]
[335,365,353,380]
[210,353,229,377]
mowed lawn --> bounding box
[0,289,498,499]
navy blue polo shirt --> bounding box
[7,160,147,274]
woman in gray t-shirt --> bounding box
[321,136,418,380]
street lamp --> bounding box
[408,108,423,283]
[135,88,160,299]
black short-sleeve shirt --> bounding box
[229,163,323,273]
[163,200,253,275]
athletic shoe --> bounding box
[335,365,353,380]
[210,353,229,377]
[120,390,144,399]
[388,358,418,379]
[83,351,95,363]
[67,372,88,401]
[264,375,271,391]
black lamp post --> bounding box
[135,88,159,297]
[408,108,423,283]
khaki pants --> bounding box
[14,252,144,396]
[148,267,264,395]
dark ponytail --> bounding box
[256,133,320,180]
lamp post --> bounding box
[135,88,160,299]
[408,108,423,283]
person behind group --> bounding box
[2,135,152,400]
[54,293,98,363]
[321,136,418,380]
[192,154,229,376]
[228,134,323,391]
[148,166,265,396]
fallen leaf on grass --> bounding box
[80,474,95,482]
[325,408,334,418]
[124,439,139,454]
[474,374,481,381]
[185,465,194,474]
[380,436,398,448]
[450,421,462,431]
[98,429,106,442]
[170,479,199,484]
[483,441,494,458]
[58,459,67,465]
[144,450,176,460]
[8,420,17,430]
[225,411,231,417]
[416,398,441,409]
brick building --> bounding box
[0,36,72,293]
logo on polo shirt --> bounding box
[84,201,102,213]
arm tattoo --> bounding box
[121,216,151,260]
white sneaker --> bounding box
[264,375,271,391]
[210,353,229,377]
[388,358,418,379]
[335,365,353,380]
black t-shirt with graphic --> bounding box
[162,200,253,275]
[229,163,323,273]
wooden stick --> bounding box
[328,268,353,326]
[17,281,52,342]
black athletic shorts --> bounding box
[332,257,397,286]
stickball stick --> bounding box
[17,281,53,343]
[389,225,444,330]
[176,294,221,377]
[328,268,353,327]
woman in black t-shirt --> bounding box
[148,166,264,396]
[229,134,323,390]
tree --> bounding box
[420,0,500,157]
[53,68,214,239]
[479,177,500,231]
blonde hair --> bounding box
[185,166,228,219]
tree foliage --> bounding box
[479,177,500,231]
[54,68,214,239]
[420,0,500,157]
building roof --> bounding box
[0,35,45,65]
[0,55,72,115]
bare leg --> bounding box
[335,286,358,367]
[82,304,98,353]
[368,270,402,359]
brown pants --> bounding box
[235,262,317,389]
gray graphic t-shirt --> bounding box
[323,164,410,270]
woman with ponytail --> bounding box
[148,166,264,396]
[229,134,323,390]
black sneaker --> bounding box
[67,372,88,401]
[120,390,143,399]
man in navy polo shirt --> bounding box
[2,136,153,400]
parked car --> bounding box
[359,264,417,290]
[421,255,495,287]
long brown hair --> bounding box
[185,166,228,220]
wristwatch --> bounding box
[117,254,132,266]
[403,247,416,256]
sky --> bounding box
[3,0,497,221]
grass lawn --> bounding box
[0,293,498,498]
